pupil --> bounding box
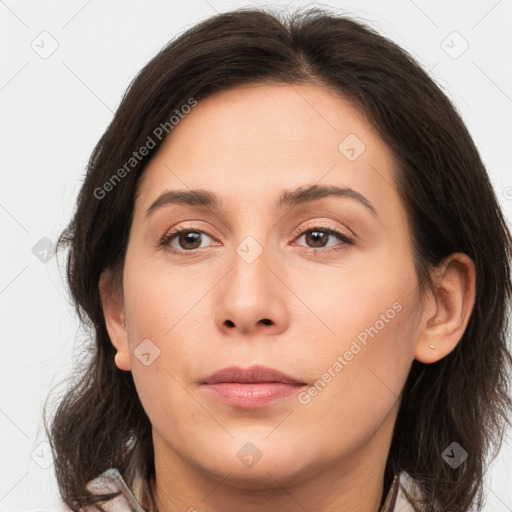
[181,232,201,249]
[308,230,327,247]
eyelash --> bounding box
[160,223,354,257]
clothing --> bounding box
[59,467,423,511]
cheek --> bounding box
[292,301,416,465]
[121,250,223,415]
[295,249,416,358]
[122,250,207,350]
[293,256,418,427]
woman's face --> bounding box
[110,83,425,489]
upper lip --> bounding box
[202,364,305,385]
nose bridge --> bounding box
[214,227,288,335]
[228,205,274,280]
[230,231,274,306]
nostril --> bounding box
[259,319,272,326]
[224,320,235,328]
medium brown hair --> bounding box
[46,6,512,511]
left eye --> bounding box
[293,227,353,251]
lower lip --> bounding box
[202,382,304,409]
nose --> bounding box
[214,242,289,337]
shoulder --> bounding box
[56,468,425,512]
[393,471,426,511]
[53,468,145,512]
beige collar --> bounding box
[380,473,400,512]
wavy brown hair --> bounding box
[45,6,512,511]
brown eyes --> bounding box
[160,224,354,257]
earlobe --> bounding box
[114,351,132,371]
[99,269,132,371]
[414,253,476,364]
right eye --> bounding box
[161,228,218,254]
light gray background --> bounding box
[1,0,511,510]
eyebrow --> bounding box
[145,184,377,218]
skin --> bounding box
[100,83,476,512]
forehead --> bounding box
[134,83,398,215]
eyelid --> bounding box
[160,220,355,255]
[291,220,354,243]
[160,220,220,242]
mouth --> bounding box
[201,364,307,409]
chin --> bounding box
[189,441,315,490]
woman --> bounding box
[47,6,512,512]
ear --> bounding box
[99,269,131,371]
[414,253,476,364]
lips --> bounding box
[201,364,307,409]
[202,364,305,385]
